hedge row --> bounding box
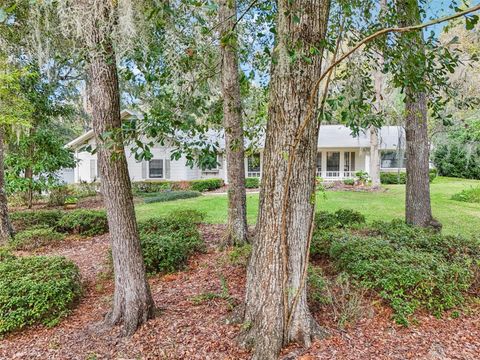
[132,178,224,194]
[380,169,437,184]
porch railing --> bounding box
[316,170,357,179]
[247,171,261,178]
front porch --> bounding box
[245,148,369,181]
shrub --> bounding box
[132,181,172,194]
[328,221,479,325]
[0,247,14,262]
[245,177,260,189]
[228,243,252,266]
[9,228,65,251]
[10,210,63,231]
[355,170,370,185]
[380,170,437,184]
[48,185,74,207]
[57,209,108,236]
[451,187,480,203]
[0,256,81,334]
[314,209,366,230]
[143,191,201,204]
[433,143,480,180]
[189,178,224,192]
[72,182,99,198]
[343,178,355,186]
[137,210,205,274]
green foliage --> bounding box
[0,256,81,334]
[433,143,480,180]
[228,243,252,267]
[132,181,172,194]
[10,210,63,231]
[137,210,205,274]
[9,228,65,251]
[245,177,260,189]
[451,187,480,203]
[343,178,355,186]
[380,170,437,184]
[142,191,201,204]
[57,210,108,236]
[355,170,370,184]
[307,266,327,306]
[0,248,15,262]
[189,178,224,192]
[48,185,74,206]
[314,209,366,231]
[71,182,99,198]
[328,220,479,325]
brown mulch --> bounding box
[1,225,479,359]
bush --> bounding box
[143,191,201,204]
[245,177,260,189]
[0,255,81,334]
[314,209,366,230]
[57,209,108,236]
[380,170,437,185]
[433,143,480,180]
[189,178,224,192]
[132,181,172,194]
[10,210,63,231]
[451,187,480,203]
[71,182,99,198]
[328,220,479,325]
[0,247,15,262]
[48,185,74,207]
[343,178,355,186]
[137,210,205,274]
[9,228,65,251]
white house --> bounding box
[65,110,406,184]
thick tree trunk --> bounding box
[0,127,13,244]
[84,1,154,336]
[219,0,248,245]
[241,1,331,358]
[397,0,438,229]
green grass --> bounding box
[135,177,480,237]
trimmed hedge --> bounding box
[132,178,224,194]
[10,210,63,232]
[137,210,205,274]
[10,228,65,251]
[380,169,437,184]
[0,255,82,334]
[189,178,224,192]
[57,210,108,236]
[143,191,201,204]
[245,177,260,189]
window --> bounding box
[316,152,322,172]
[326,152,340,171]
[344,152,355,171]
[381,150,406,169]
[149,159,164,178]
[248,154,261,172]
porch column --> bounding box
[321,151,327,178]
[339,151,345,179]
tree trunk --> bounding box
[25,129,34,209]
[397,0,439,229]
[219,0,248,246]
[241,1,331,358]
[0,126,13,244]
[370,0,386,188]
[84,1,154,335]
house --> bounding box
[65,110,406,184]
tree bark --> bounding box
[0,126,13,244]
[241,1,331,358]
[84,0,154,335]
[219,0,248,246]
[397,0,439,229]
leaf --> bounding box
[465,15,478,30]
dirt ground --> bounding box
[0,225,478,360]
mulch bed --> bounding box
[1,225,479,359]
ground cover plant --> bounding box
[142,191,201,204]
[310,212,480,326]
[451,187,480,203]
[0,255,82,335]
[9,227,65,250]
[137,210,205,274]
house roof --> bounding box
[66,110,405,151]
[65,110,139,149]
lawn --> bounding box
[135,177,480,237]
